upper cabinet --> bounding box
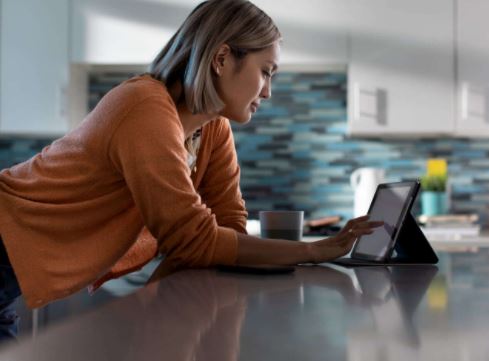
[0,0,70,135]
[255,0,349,65]
[70,0,186,65]
[70,0,350,65]
[455,0,489,137]
[4,0,488,137]
[347,0,455,137]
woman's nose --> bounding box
[260,79,272,99]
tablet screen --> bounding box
[352,182,418,260]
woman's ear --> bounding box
[212,44,231,76]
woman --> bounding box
[0,0,381,311]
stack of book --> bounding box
[418,214,481,240]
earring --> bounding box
[215,67,221,76]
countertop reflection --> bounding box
[2,250,489,360]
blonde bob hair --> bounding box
[149,0,281,115]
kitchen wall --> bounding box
[230,71,489,223]
[2,69,488,224]
[0,137,53,170]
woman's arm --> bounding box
[197,118,247,233]
[236,232,310,265]
[109,94,240,271]
[148,215,382,282]
[236,215,383,265]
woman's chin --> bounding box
[233,116,251,125]
[221,111,251,124]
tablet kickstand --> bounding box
[389,213,438,264]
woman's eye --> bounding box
[262,70,272,78]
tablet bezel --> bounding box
[350,180,421,262]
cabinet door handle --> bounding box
[353,83,387,125]
[461,82,489,123]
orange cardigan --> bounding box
[0,75,247,308]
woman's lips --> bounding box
[251,102,259,113]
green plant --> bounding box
[420,174,447,192]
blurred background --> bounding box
[1,0,489,226]
[4,0,489,344]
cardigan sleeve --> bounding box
[198,119,248,234]
[107,95,238,269]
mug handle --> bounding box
[350,169,362,189]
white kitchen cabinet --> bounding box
[254,0,349,65]
[347,0,455,137]
[71,0,349,65]
[71,0,183,64]
[0,0,70,135]
[456,0,489,137]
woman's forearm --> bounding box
[235,232,313,265]
[234,216,384,266]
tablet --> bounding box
[349,180,420,262]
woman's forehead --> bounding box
[254,43,281,68]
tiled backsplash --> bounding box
[231,71,489,224]
[0,138,53,170]
[2,70,489,224]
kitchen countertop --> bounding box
[1,250,489,360]
[302,234,489,249]
[246,220,489,249]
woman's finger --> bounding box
[338,219,382,239]
[351,228,374,237]
[351,215,370,223]
[339,215,371,236]
[345,215,369,227]
[353,220,384,231]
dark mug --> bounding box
[259,211,304,241]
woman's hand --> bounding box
[307,215,384,263]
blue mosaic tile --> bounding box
[326,142,361,151]
[452,184,489,193]
[286,124,312,132]
[325,125,348,134]
[455,150,488,158]
[0,70,465,223]
[471,142,489,150]
[238,152,273,161]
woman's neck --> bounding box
[177,104,216,139]
[169,81,217,139]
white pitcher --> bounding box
[350,167,385,217]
